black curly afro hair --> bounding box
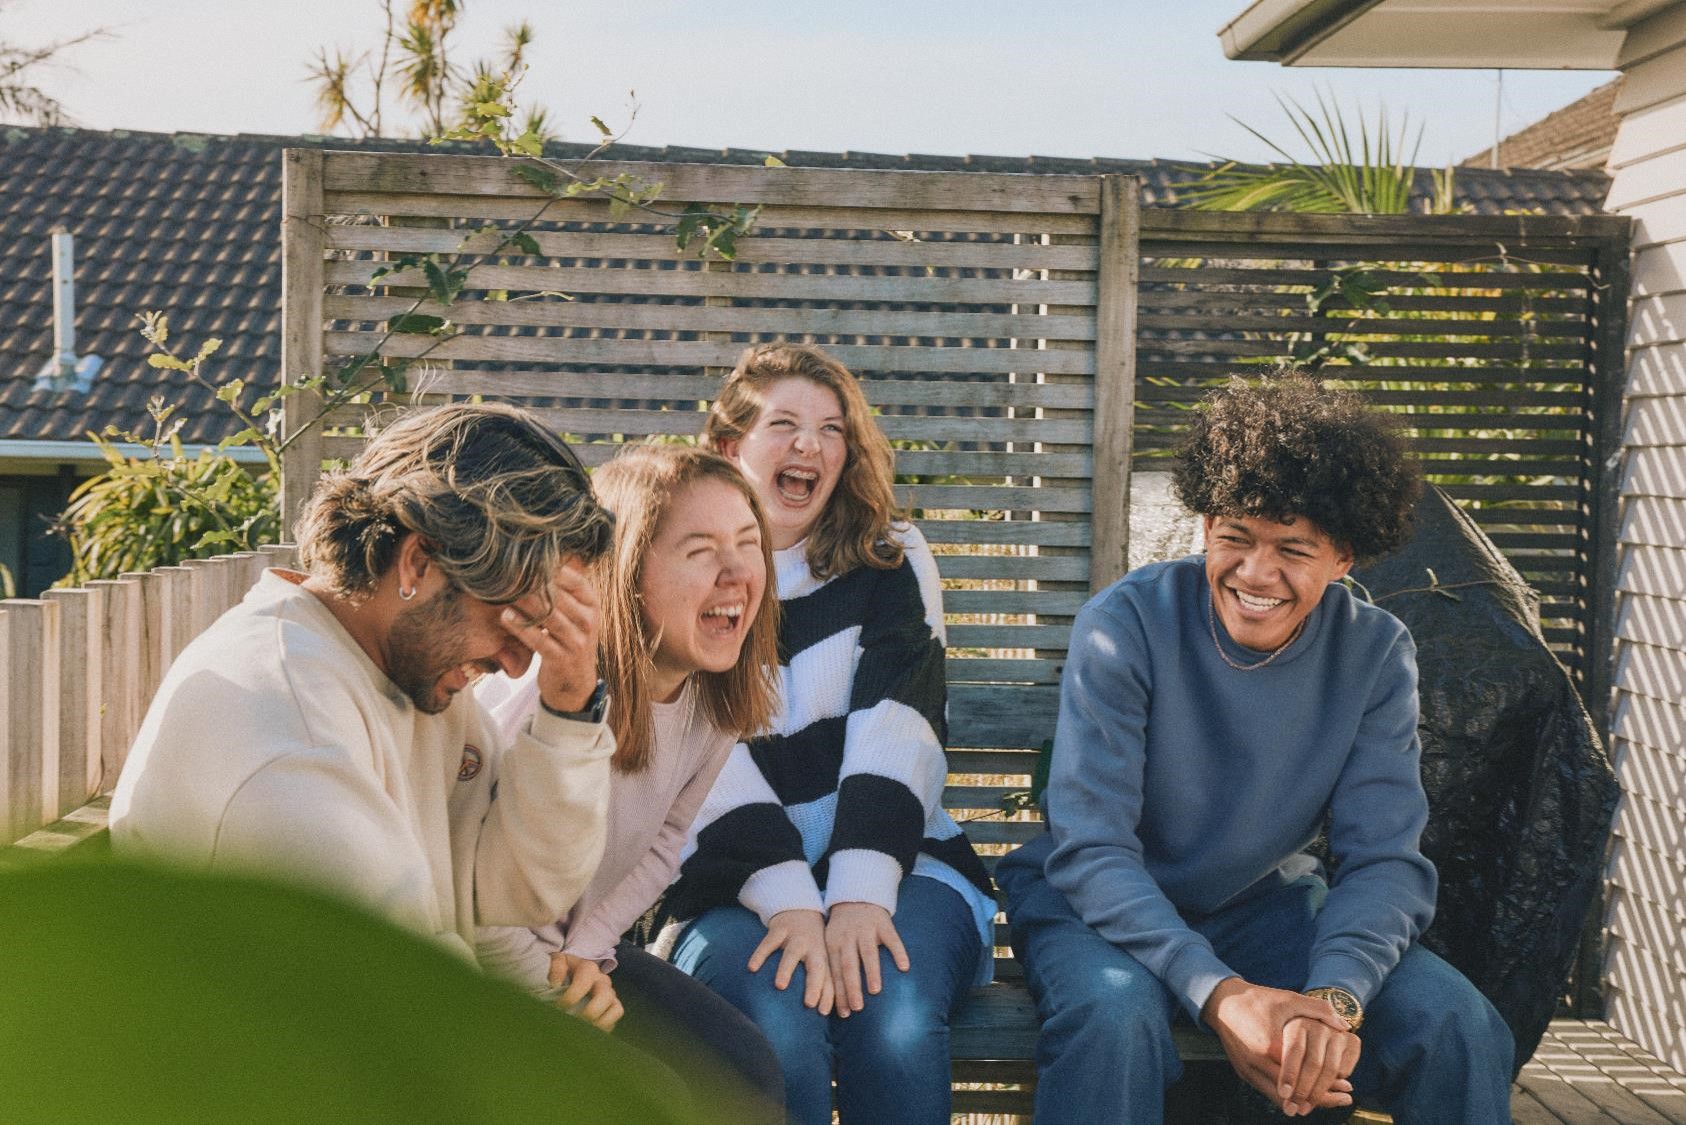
[1171,372,1421,563]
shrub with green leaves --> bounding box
[58,421,278,585]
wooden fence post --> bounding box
[41,587,104,814]
[1090,175,1139,591]
[123,570,169,727]
[154,566,198,666]
[281,148,327,536]
[260,544,298,571]
[88,577,143,782]
[2,598,61,842]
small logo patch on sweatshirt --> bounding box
[458,745,483,781]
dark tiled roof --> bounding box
[0,125,1613,447]
[1463,78,1620,172]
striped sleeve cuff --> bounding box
[740,859,825,925]
[822,848,903,915]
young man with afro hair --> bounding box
[997,374,1514,1123]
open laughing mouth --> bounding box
[700,602,745,637]
[1230,587,1286,613]
[775,467,819,503]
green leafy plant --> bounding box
[1181,90,1458,216]
[56,394,279,584]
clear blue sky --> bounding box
[15,0,1615,167]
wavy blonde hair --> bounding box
[592,445,780,774]
[703,343,904,579]
[295,403,613,606]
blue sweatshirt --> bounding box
[1029,555,1436,1021]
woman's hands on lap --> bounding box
[750,909,835,1015]
[825,902,910,1016]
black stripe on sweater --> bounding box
[777,562,876,664]
[824,772,927,875]
[746,715,848,807]
[666,803,805,920]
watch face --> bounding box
[1308,988,1362,1029]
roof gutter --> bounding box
[0,438,269,466]
[1599,0,1676,28]
[1219,0,1388,62]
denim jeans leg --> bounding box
[829,876,980,1125]
[1001,855,1181,1125]
[672,906,834,1125]
[1349,945,1515,1125]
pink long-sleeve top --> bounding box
[474,665,733,990]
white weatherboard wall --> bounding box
[1604,2,1686,1075]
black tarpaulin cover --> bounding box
[1349,484,1620,1070]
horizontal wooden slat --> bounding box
[946,657,1065,684]
[894,485,1091,514]
[322,366,1098,412]
[325,259,1098,305]
[1137,312,1588,339]
[946,750,1041,774]
[1133,383,1587,410]
[924,519,1091,547]
[1133,404,1583,436]
[948,624,1072,650]
[944,589,1089,615]
[324,191,1100,235]
[324,293,1098,343]
[1138,288,1588,315]
[1139,208,1630,244]
[1135,360,1588,385]
[948,684,1060,745]
[1134,337,1588,361]
[324,404,1100,449]
[323,330,1097,376]
[323,224,1102,271]
[1138,264,1596,290]
[938,556,1090,581]
[319,152,1105,213]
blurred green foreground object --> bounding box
[0,859,712,1124]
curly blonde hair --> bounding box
[703,343,904,579]
[295,403,613,605]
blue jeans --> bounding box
[998,854,1514,1125]
[671,875,981,1125]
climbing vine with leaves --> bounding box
[54,85,766,583]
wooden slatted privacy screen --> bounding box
[282,151,1630,889]
[281,149,1139,881]
[1133,211,1632,708]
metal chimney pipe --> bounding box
[49,226,75,377]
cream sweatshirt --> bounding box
[110,569,616,964]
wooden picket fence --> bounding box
[0,546,295,846]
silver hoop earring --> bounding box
[399,586,417,601]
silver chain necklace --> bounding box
[1207,591,1305,671]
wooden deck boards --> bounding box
[951,1020,1686,1123]
[1513,1020,1686,1124]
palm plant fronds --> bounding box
[1180,89,1458,216]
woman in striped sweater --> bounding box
[667,343,997,1125]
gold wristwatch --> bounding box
[1304,986,1364,1031]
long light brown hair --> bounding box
[592,445,780,774]
[702,343,904,579]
